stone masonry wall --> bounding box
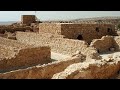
[21,15,36,26]
[90,36,115,53]
[114,36,120,50]
[16,32,99,59]
[0,56,83,79]
[0,37,51,72]
[39,23,116,43]
[0,45,14,60]
[39,23,61,34]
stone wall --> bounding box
[16,32,99,59]
[114,36,120,50]
[39,23,61,34]
[0,37,51,72]
[21,15,36,26]
[52,56,120,79]
[90,36,115,53]
[0,56,83,79]
[39,23,116,43]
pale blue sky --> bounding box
[0,11,120,21]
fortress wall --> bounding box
[39,23,61,34]
[16,32,99,59]
[0,37,51,72]
[0,56,82,79]
[39,23,116,43]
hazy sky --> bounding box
[0,11,120,21]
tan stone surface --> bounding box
[114,36,120,50]
[0,37,51,72]
[0,56,84,79]
[16,32,100,59]
[90,36,115,53]
[52,56,120,79]
[39,23,116,43]
[21,15,36,26]
[39,23,61,34]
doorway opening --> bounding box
[77,35,83,40]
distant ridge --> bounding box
[1,16,120,25]
[71,16,120,21]
[42,16,120,21]
[0,21,18,25]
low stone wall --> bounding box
[16,32,99,59]
[0,37,51,72]
[52,55,120,79]
[0,56,84,79]
[90,36,115,53]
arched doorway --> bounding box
[77,35,83,40]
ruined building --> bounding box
[39,23,118,44]
[21,15,36,26]
[0,15,120,79]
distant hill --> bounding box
[0,21,18,25]
[71,16,120,21]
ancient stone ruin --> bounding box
[0,15,120,79]
[38,23,117,44]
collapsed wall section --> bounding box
[114,36,120,50]
[90,36,120,53]
[90,36,115,53]
[0,37,51,72]
[52,56,120,79]
[16,32,100,59]
[0,56,83,79]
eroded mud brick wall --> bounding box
[21,15,36,26]
[0,37,51,72]
[39,23,116,43]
